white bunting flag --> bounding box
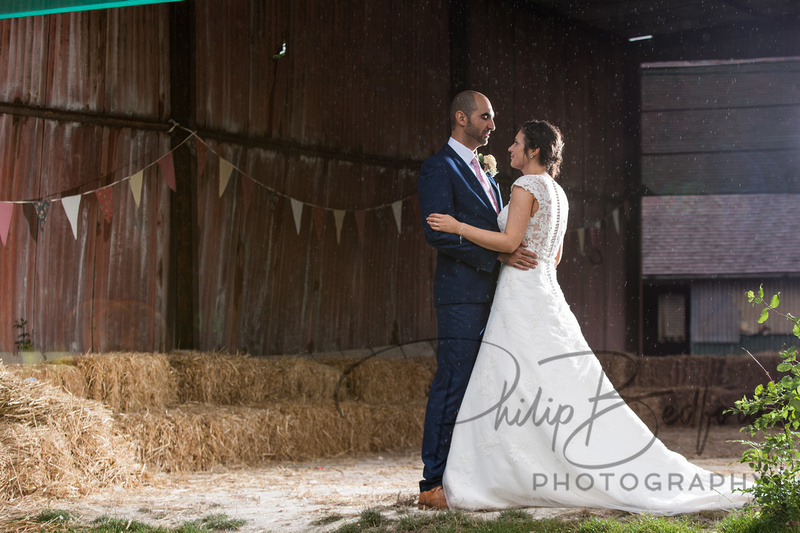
[61,195,82,240]
[391,200,402,234]
[290,199,304,235]
[612,208,620,234]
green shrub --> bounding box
[729,286,800,521]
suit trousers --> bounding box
[420,301,491,492]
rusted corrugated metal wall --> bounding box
[463,0,639,352]
[0,7,171,353]
[0,0,639,355]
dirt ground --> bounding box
[3,425,755,533]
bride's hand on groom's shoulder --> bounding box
[499,246,538,270]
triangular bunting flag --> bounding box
[95,188,113,223]
[158,152,176,192]
[391,200,403,234]
[333,210,346,244]
[354,210,365,245]
[22,204,38,241]
[241,175,255,214]
[34,200,50,233]
[411,194,420,220]
[129,170,143,207]
[589,225,599,248]
[312,207,324,241]
[195,137,207,176]
[61,195,82,240]
[219,158,234,198]
[612,208,620,234]
[577,227,585,255]
[0,202,13,246]
[290,199,303,235]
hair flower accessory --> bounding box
[478,153,498,177]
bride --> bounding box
[425,120,751,514]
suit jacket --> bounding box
[417,144,503,306]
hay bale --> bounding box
[0,363,143,502]
[345,356,436,404]
[7,359,88,398]
[720,353,781,389]
[119,401,426,472]
[76,352,176,413]
[168,352,341,405]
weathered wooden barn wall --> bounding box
[0,0,639,355]
[189,0,449,354]
[0,7,172,353]
[459,0,640,352]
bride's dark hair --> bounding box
[520,120,564,179]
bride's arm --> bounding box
[426,186,535,253]
[555,244,562,268]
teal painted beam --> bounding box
[0,0,183,19]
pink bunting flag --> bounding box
[195,137,207,176]
[354,210,366,245]
[95,188,113,223]
[241,175,255,214]
[34,200,50,233]
[312,207,325,241]
[0,202,13,246]
[411,194,420,220]
[158,152,177,192]
[589,225,599,248]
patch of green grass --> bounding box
[27,505,800,533]
[183,514,246,531]
[576,514,706,533]
[717,507,800,533]
[311,512,344,526]
[90,515,171,532]
[32,509,78,524]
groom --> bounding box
[416,90,538,509]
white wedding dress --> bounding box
[442,174,751,514]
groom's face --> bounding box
[464,96,496,149]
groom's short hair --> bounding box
[450,91,480,130]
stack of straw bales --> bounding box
[4,350,433,483]
[596,352,781,434]
[3,347,775,501]
[0,362,142,502]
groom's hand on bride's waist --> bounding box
[499,247,538,270]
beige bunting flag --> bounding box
[129,170,143,207]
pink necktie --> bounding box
[470,156,500,213]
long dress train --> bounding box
[442,174,751,514]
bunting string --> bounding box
[0,120,632,255]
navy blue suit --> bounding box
[417,143,503,492]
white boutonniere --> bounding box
[478,153,498,177]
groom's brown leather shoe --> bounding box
[418,485,448,510]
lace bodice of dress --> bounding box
[497,174,568,259]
